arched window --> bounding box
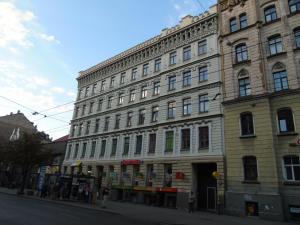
[235,43,248,63]
[264,5,277,23]
[240,112,254,136]
[230,17,238,32]
[283,155,300,181]
[289,0,300,13]
[277,108,295,133]
[243,156,258,181]
[272,62,288,91]
[294,27,300,48]
[239,13,248,28]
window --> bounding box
[120,72,126,84]
[183,70,191,87]
[75,106,79,117]
[107,96,113,108]
[151,106,159,122]
[111,138,118,156]
[78,89,83,99]
[294,28,300,48]
[273,70,288,91]
[129,89,136,102]
[199,94,209,113]
[154,58,161,72]
[85,86,89,97]
[164,164,172,187]
[283,155,300,181]
[239,13,248,28]
[74,144,79,158]
[199,127,209,149]
[289,0,300,13]
[240,112,254,136]
[97,99,103,111]
[243,156,258,181]
[82,105,86,116]
[90,141,96,158]
[165,131,174,152]
[239,78,251,96]
[199,66,208,82]
[115,114,121,129]
[92,83,97,95]
[89,102,94,114]
[110,76,115,87]
[85,121,91,135]
[81,143,87,158]
[100,140,106,157]
[71,125,76,137]
[146,164,154,187]
[168,76,176,90]
[66,145,72,159]
[230,17,238,32]
[269,36,283,55]
[181,128,191,151]
[127,112,133,127]
[123,137,130,155]
[170,51,177,65]
[141,86,147,99]
[135,135,143,154]
[168,101,176,119]
[264,6,277,23]
[183,98,191,116]
[235,44,248,63]
[104,117,110,131]
[153,81,160,95]
[277,108,295,133]
[198,40,207,55]
[131,68,137,80]
[78,123,83,136]
[94,119,100,133]
[118,93,124,105]
[138,109,145,125]
[148,133,156,153]
[100,80,106,91]
[132,165,140,186]
[183,46,191,61]
[143,63,149,76]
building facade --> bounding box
[218,0,300,221]
[63,5,225,211]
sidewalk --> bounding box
[0,187,290,225]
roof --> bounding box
[53,135,69,143]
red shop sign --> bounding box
[175,172,185,180]
[297,138,300,145]
[121,160,142,165]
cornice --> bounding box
[77,14,218,83]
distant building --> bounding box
[64,5,225,211]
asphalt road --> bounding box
[0,193,152,225]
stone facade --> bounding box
[218,0,300,221]
[63,5,225,212]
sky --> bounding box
[0,0,216,139]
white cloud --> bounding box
[66,91,76,97]
[174,4,181,10]
[39,33,60,44]
[0,2,35,49]
[50,86,65,94]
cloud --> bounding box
[50,86,65,94]
[39,33,60,44]
[0,2,35,49]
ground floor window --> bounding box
[164,164,172,187]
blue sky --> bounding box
[0,0,216,139]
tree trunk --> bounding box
[18,166,30,195]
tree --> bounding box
[5,132,54,194]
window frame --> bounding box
[182,70,192,87]
[199,66,208,82]
[273,70,289,92]
[283,155,300,181]
[239,13,248,29]
[168,76,176,91]
[289,0,300,13]
[182,98,192,116]
[268,35,283,56]
[183,46,191,61]
[230,17,238,32]
[235,44,248,63]
[277,108,295,133]
[264,5,277,23]
[167,101,176,119]
[181,128,191,151]
[198,40,207,55]
[239,77,251,97]
[240,112,255,136]
[243,156,258,181]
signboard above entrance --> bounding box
[121,160,142,165]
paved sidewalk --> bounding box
[0,187,290,225]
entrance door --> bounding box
[194,163,217,211]
[96,166,103,190]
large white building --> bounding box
[63,5,224,211]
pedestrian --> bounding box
[101,187,110,208]
[188,191,195,213]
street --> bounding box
[0,193,150,225]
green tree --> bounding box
[5,132,53,194]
